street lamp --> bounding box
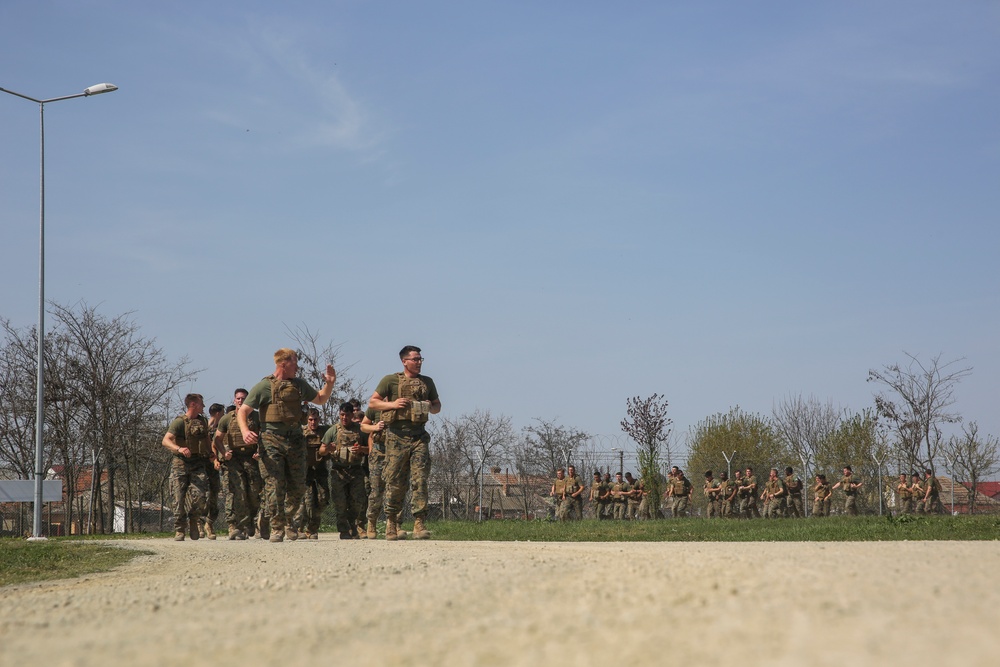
[0,82,118,541]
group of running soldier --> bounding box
[161,345,440,542]
[551,464,944,519]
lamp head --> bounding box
[83,83,118,96]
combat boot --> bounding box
[204,520,217,540]
[285,526,299,541]
[366,520,377,540]
[198,520,206,539]
[412,517,430,540]
[228,525,241,540]
[174,531,185,541]
[385,518,399,541]
[189,517,200,540]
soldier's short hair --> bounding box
[339,401,354,414]
[399,345,421,360]
[785,466,793,475]
[234,387,249,397]
[184,393,203,408]
[209,403,225,416]
[274,348,297,364]
[704,470,713,478]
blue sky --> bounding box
[1,2,998,456]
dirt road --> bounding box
[1,538,997,666]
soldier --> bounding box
[299,408,332,539]
[589,471,604,519]
[667,467,693,517]
[350,400,369,538]
[324,402,369,539]
[214,389,264,540]
[610,472,629,520]
[550,468,568,520]
[368,346,440,541]
[762,468,787,519]
[161,394,211,541]
[718,471,733,518]
[635,476,651,520]
[812,474,831,517]
[740,467,761,519]
[704,470,721,518]
[783,466,804,518]
[831,466,862,516]
[195,403,225,539]
[923,469,945,514]
[624,472,640,520]
[566,465,585,520]
[725,470,742,518]
[896,473,913,514]
[910,473,926,514]
[361,405,387,539]
[239,348,337,542]
[600,472,613,519]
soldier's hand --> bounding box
[179,447,191,458]
[224,450,233,461]
[375,421,385,431]
[243,430,259,446]
[394,397,410,409]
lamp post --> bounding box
[0,82,118,541]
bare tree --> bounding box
[621,394,673,516]
[942,422,1000,514]
[427,418,470,519]
[285,324,367,424]
[51,302,196,533]
[868,352,972,474]
[520,418,590,477]
[772,394,841,478]
[462,410,517,520]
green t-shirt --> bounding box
[245,375,318,434]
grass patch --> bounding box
[427,514,1000,542]
[0,538,151,587]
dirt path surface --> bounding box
[1,538,997,666]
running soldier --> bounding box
[896,473,913,514]
[762,468,787,519]
[323,402,369,539]
[299,408,331,539]
[566,465,585,520]
[784,467,804,518]
[361,406,387,539]
[740,467,761,519]
[923,469,945,514]
[911,473,926,514]
[369,346,441,541]
[161,394,211,541]
[831,466,862,516]
[551,468,568,521]
[214,389,264,540]
[589,471,604,520]
[812,474,831,517]
[239,348,337,542]
[704,470,721,518]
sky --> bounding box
[1,1,998,463]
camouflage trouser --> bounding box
[740,497,761,519]
[722,499,735,518]
[765,498,786,519]
[670,495,688,518]
[590,499,602,519]
[844,494,858,516]
[811,498,826,517]
[329,465,366,533]
[556,497,572,521]
[383,430,431,520]
[223,451,263,531]
[205,462,221,525]
[914,499,926,514]
[706,499,720,518]
[786,495,803,518]
[627,500,639,520]
[259,430,307,533]
[638,497,651,519]
[170,456,209,532]
[299,464,330,534]
[613,501,627,520]
[900,498,914,514]
[366,452,386,524]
